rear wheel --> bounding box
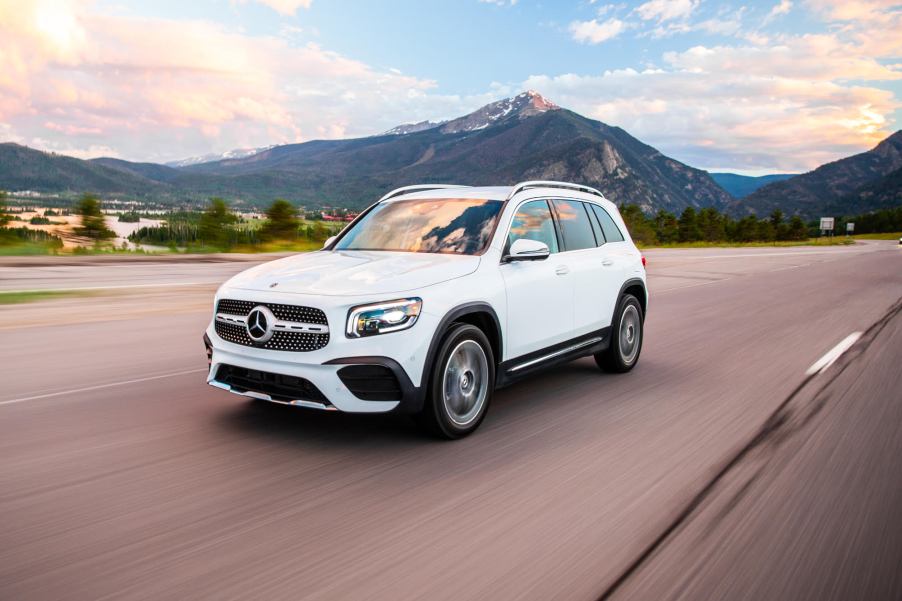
[415,323,495,439]
[595,294,643,373]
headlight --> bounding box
[346,298,422,338]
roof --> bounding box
[386,183,607,203]
[386,186,513,202]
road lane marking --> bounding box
[0,368,208,407]
[805,332,862,376]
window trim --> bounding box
[550,198,599,253]
[501,198,561,259]
[588,202,625,243]
[585,201,607,246]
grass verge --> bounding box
[638,237,856,250]
[0,290,93,305]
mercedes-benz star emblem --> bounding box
[245,305,276,343]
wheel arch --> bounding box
[618,278,647,320]
[423,303,502,377]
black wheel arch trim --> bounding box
[618,277,647,319]
[415,302,503,414]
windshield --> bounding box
[334,198,503,255]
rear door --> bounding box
[500,199,573,359]
[587,202,632,329]
[552,199,620,335]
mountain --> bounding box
[91,157,185,183]
[438,90,559,134]
[839,166,902,214]
[730,131,902,217]
[0,92,731,212]
[380,91,559,137]
[710,172,796,198]
[0,143,167,196]
[164,146,273,168]
[382,120,446,136]
[184,92,731,212]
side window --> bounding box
[507,200,559,253]
[552,199,596,251]
[586,202,606,245]
[591,204,625,242]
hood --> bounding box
[225,250,481,296]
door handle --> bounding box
[602,258,614,267]
[555,265,570,276]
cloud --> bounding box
[527,15,902,173]
[765,0,793,22]
[241,0,313,16]
[478,0,518,5]
[635,0,699,22]
[569,18,626,44]
[0,0,501,162]
[524,68,898,173]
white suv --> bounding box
[204,181,647,438]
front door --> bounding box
[500,199,573,360]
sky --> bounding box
[0,0,900,175]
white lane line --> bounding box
[0,281,218,294]
[0,368,208,407]
[805,332,862,376]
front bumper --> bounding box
[204,317,430,414]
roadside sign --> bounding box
[846,222,855,233]
[820,217,834,231]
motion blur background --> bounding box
[2,0,902,599]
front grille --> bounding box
[217,299,328,325]
[215,364,328,404]
[215,299,329,352]
[337,364,402,401]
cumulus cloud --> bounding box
[528,71,896,172]
[569,18,626,44]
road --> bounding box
[1,242,901,600]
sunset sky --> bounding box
[1,0,900,174]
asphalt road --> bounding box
[2,242,901,600]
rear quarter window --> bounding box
[590,204,625,242]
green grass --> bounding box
[852,232,902,240]
[0,290,92,305]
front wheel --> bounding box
[595,294,643,373]
[415,323,495,439]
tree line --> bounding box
[128,198,342,250]
[620,205,813,245]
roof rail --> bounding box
[379,184,470,202]
[506,180,606,201]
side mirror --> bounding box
[505,238,550,262]
[323,236,336,249]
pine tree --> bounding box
[260,199,299,241]
[75,194,115,239]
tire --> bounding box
[415,323,495,439]
[595,294,643,373]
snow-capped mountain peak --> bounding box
[382,91,560,137]
[440,91,560,134]
[381,120,446,136]
[165,146,274,168]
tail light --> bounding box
[641,255,647,268]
